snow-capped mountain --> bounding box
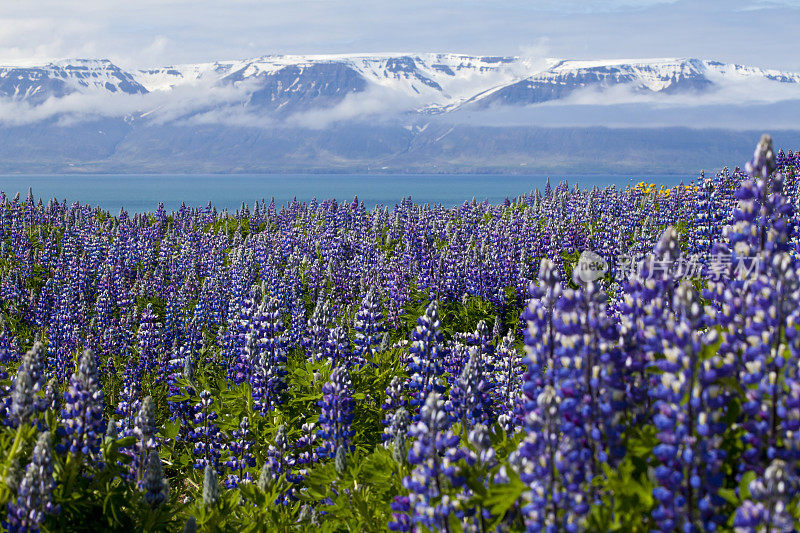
[3,54,798,116]
[457,58,800,110]
[0,53,799,176]
[0,59,147,104]
[133,54,532,114]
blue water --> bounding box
[0,173,691,213]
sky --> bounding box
[0,0,799,71]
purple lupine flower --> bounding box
[316,366,355,460]
[323,326,351,367]
[401,391,466,531]
[141,450,170,508]
[225,286,259,384]
[5,432,59,532]
[446,346,493,432]
[137,304,163,375]
[304,297,332,363]
[133,396,159,484]
[406,301,445,419]
[189,390,222,471]
[259,424,300,502]
[734,460,797,533]
[381,376,408,447]
[116,355,142,439]
[353,289,385,365]
[60,349,105,459]
[650,281,730,532]
[249,297,288,415]
[492,332,524,434]
[224,416,256,488]
[165,345,195,441]
[388,495,412,532]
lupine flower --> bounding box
[141,450,170,508]
[304,297,332,362]
[10,367,35,427]
[316,366,355,460]
[5,432,59,532]
[401,391,467,531]
[11,343,47,427]
[202,465,221,506]
[388,495,412,532]
[133,396,159,483]
[224,416,256,488]
[116,355,142,439]
[353,290,385,365]
[137,304,163,375]
[492,332,524,433]
[183,516,197,533]
[447,346,494,432]
[650,281,730,532]
[386,407,410,465]
[225,286,256,384]
[189,390,222,471]
[61,349,105,459]
[249,297,288,414]
[406,301,445,419]
[734,459,798,533]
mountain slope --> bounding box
[0,54,798,174]
[0,59,147,104]
[3,54,798,114]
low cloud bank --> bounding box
[1,73,799,130]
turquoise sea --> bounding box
[0,173,692,213]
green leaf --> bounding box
[719,488,738,506]
[739,470,756,501]
[162,419,180,439]
[484,475,526,518]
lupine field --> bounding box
[1,136,800,532]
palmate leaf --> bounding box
[483,468,526,522]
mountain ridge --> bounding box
[2,54,799,117]
[0,54,798,175]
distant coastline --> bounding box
[0,125,796,176]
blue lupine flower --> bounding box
[133,396,158,484]
[734,460,797,533]
[304,297,332,363]
[316,366,355,460]
[189,390,222,471]
[141,450,170,508]
[5,432,59,532]
[202,464,221,507]
[406,301,445,419]
[60,349,105,459]
[249,297,288,414]
[353,290,385,365]
[447,346,494,431]
[402,391,467,531]
[224,416,256,488]
[137,303,163,375]
[492,332,524,434]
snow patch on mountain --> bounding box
[2,54,800,123]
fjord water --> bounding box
[0,173,689,213]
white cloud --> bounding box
[0,77,257,126]
[0,0,797,71]
[285,85,424,129]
